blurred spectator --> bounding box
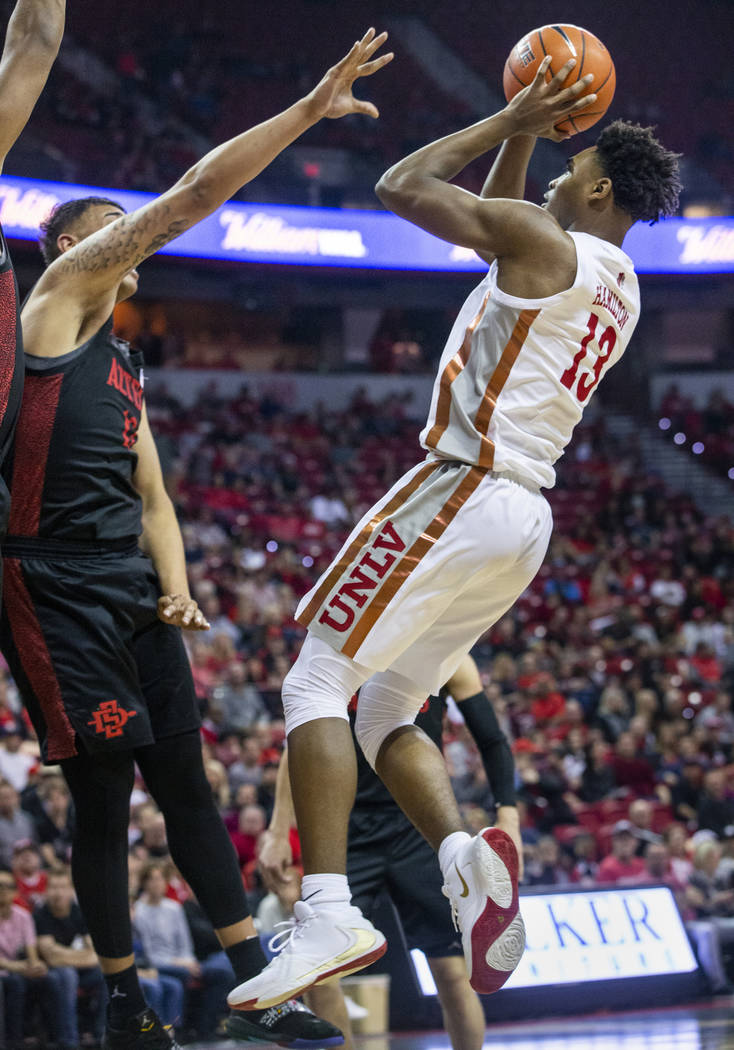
[664,823,694,885]
[523,835,568,886]
[685,839,734,993]
[210,663,267,733]
[229,804,267,870]
[133,863,196,1019]
[0,870,54,1049]
[697,769,734,839]
[627,799,663,854]
[33,777,74,869]
[609,731,657,798]
[34,868,107,1048]
[596,822,647,885]
[11,841,47,912]
[0,782,35,870]
[579,740,616,803]
[0,729,36,793]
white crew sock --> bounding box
[300,873,351,912]
[438,831,472,879]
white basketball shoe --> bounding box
[442,827,525,994]
[227,900,387,1010]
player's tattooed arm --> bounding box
[0,0,65,168]
[53,200,189,284]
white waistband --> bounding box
[487,468,541,494]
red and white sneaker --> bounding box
[227,900,387,1010]
[442,827,524,994]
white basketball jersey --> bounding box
[420,231,641,488]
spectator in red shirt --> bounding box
[229,804,266,868]
[596,822,647,885]
[530,674,566,726]
[610,731,657,798]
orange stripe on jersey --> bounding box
[341,466,486,660]
[424,291,491,451]
[475,308,540,468]
[297,461,441,629]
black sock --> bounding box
[104,964,148,1026]
[225,935,268,984]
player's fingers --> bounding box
[549,58,575,90]
[360,29,387,59]
[334,39,361,71]
[351,99,379,118]
[560,74,594,102]
[533,55,553,83]
[357,26,376,48]
[358,52,394,77]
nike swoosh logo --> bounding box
[455,863,470,898]
[291,927,378,985]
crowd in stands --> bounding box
[1,383,734,1042]
[4,0,730,206]
[658,383,734,482]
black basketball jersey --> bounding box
[350,692,444,809]
[3,317,144,543]
[0,226,24,537]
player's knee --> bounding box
[281,639,357,734]
[354,710,412,770]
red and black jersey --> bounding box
[0,226,24,537]
[3,317,144,543]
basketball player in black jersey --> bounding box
[0,0,65,549]
[0,28,393,1050]
[260,654,519,1050]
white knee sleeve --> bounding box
[354,670,430,770]
[281,635,370,734]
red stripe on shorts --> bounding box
[7,373,63,536]
[2,559,77,761]
[341,465,486,659]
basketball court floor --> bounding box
[187,998,734,1050]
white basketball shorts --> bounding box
[296,459,553,695]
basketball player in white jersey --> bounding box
[228,56,682,1012]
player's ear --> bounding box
[56,232,78,255]
[590,177,613,205]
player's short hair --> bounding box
[595,120,682,224]
[38,196,125,266]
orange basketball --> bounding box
[503,24,615,135]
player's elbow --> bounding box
[375,167,418,211]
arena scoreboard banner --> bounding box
[0,174,732,274]
[411,885,698,996]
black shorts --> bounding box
[0,539,200,763]
[347,808,463,958]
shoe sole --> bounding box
[230,936,388,1010]
[225,1012,346,1048]
[467,827,525,995]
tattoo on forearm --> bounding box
[56,202,189,279]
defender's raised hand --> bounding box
[307,27,393,120]
[505,56,597,140]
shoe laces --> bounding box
[267,903,316,955]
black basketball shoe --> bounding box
[102,1007,182,1049]
[225,999,344,1047]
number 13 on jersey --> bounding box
[560,311,617,403]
